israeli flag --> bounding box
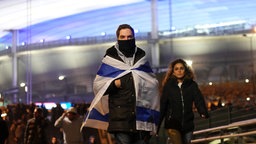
[81,55,160,133]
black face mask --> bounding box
[118,39,136,57]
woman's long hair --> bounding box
[160,59,195,94]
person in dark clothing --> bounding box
[51,103,64,143]
[51,103,64,124]
[85,24,160,144]
[24,107,49,144]
[0,109,9,144]
[158,59,209,144]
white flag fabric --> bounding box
[81,55,160,133]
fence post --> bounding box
[227,104,232,124]
[237,127,243,144]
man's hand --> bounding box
[115,79,121,88]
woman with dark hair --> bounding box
[158,59,209,144]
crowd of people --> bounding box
[0,103,94,144]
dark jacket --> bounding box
[104,46,145,133]
[159,77,209,133]
[24,117,49,144]
[0,118,9,144]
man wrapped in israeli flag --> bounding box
[82,24,160,144]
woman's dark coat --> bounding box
[159,77,209,133]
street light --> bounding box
[243,33,255,96]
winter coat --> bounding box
[104,46,146,133]
[0,119,9,144]
[159,77,209,133]
[24,117,48,144]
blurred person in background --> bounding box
[0,109,9,144]
[7,119,17,144]
[51,103,64,142]
[24,107,49,144]
[51,103,64,124]
[14,116,27,144]
[54,107,84,144]
[158,59,209,144]
[49,136,59,144]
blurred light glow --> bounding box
[35,102,57,110]
[101,32,106,36]
[66,35,71,40]
[185,60,193,67]
[44,102,57,109]
[40,39,45,43]
[1,113,7,117]
[35,102,42,107]
[20,82,26,87]
[60,102,72,109]
[58,75,65,80]
[195,20,246,29]
[25,86,28,92]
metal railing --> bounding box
[151,105,256,144]
[0,25,252,51]
[192,105,256,144]
[192,118,256,143]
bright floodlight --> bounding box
[58,75,65,80]
[20,82,26,87]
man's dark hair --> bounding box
[36,107,43,113]
[116,24,135,38]
[34,107,44,118]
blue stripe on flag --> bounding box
[97,63,125,78]
[133,62,153,73]
[136,106,160,125]
[88,108,109,122]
